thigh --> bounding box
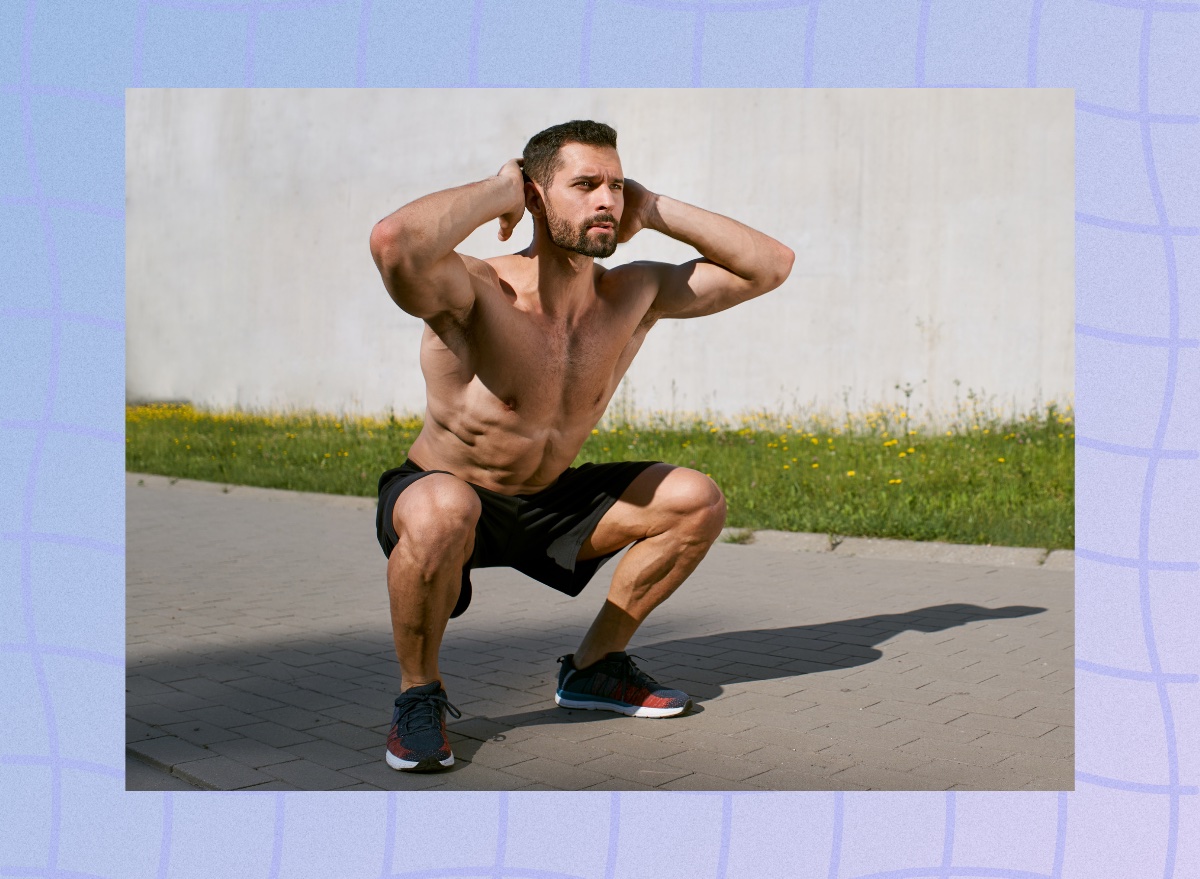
[577,463,721,561]
[381,472,487,620]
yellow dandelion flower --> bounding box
[846,470,855,476]
[899,452,907,458]
[812,463,819,468]
[907,447,915,453]
[783,465,790,470]
[592,429,600,435]
[997,457,1005,463]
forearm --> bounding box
[373,174,520,270]
[645,194,791,286]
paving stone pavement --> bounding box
[126,473,1074,792]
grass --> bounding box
[722,528,756,545]
[126,403,1074,550]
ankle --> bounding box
[572,649,618,671]
[400,676,441,691]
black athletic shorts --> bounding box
[375,458,661,619]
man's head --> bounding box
[522,120,623,259]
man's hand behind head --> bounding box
[496,158,527,242]
[616,178,658,244]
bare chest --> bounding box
[487,307,634,413]
[422,290,647,421]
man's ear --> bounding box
[525,180,544,217]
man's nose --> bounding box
[593,189,617,213]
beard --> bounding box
[546,203,619,259]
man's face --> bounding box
[540,142,624,259]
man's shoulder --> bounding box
[600,260,678,309]
[597,259,665,293]
[602,259,678,283]
[462,253,504,280]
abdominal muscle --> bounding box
[405,376,614,495]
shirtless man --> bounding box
[369,120,793,771]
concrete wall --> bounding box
[126,89,1073,425]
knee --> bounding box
[392,474,481,560]
[663,469,727,538]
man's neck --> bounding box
[518,235,597,318]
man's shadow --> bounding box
[448,602,1045,762]
[636,601,1046,697]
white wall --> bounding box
[126,89,1073,425]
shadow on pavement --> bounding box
[461,602,1046,745]
[127,600,1046,773]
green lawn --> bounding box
[126,404,1074,550]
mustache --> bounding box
[586,214,617,227]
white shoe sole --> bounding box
[555,693,689,718]
[385,749,454,771]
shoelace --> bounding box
[609,653,660,700]
[392,691,462,735]
[560,653,660,701]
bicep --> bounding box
[645,258,758,320]
[375,246,477,323]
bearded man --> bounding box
[369,120,794,770]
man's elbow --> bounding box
[757,243,794,292]
[369,219,398,269]
[370,218,424,277]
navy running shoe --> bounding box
[385,681,462,771]
[555,652,691,718]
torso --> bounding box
[406,254,659,494]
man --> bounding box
[369,120,793,771]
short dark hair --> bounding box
[522,120,618,189]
